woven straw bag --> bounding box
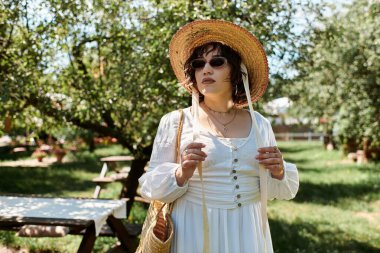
[136,109,184,253]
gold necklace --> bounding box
[203,103,237,135]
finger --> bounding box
[258,158,282,165]
[187,142,206,149]
[255,152,281,160]
[186,148,207,158]
[258,146,280,153]
[185,153,206,161]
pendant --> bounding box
[223,126,228,133]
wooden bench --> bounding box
[93,156,134,198]
[87,222,142,237]
[0,196,137,253]
[90,155,148,247]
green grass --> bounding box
[0,142,379,252]
[0,144,136,252]
[269,141,380,253]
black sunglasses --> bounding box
[190,56,228,69]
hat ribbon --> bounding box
[241,63,268,252]
[192,89,210,253]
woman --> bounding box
[139,20,299,253]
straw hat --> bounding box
[169,19,269,106]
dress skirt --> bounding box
[170,197,273,253]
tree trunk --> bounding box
[343,138,357,155]
[4,114,12,133]
[120,158,149,217]
[84,131,95,152]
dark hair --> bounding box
[183,42,247,104]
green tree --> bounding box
[1,0,301,213]
[289,0,380,159]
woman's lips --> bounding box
[202,78,215,84]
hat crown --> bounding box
[169,19,269,106]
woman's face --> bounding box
[194,47,233,100]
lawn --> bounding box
[270,141,380,253]
[0,141,379,252]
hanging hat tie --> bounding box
[241,63,268,252]
[192,88,210,253]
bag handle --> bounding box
[151,109,184,241]
[167,108,184,214]
[175,109,184,163]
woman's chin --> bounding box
[200,87,218,95]
[201,91,217,98]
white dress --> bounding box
[139,107,299,253]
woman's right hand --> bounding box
[175,142,207,186]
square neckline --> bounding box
[185,107,254,144]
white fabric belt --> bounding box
[183,176,260,209]
[182,189,260,209]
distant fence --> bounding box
[275,132,325,142]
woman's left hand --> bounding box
[255,146,285,180]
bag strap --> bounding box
[175,109,184,163]
[166,109,184,215]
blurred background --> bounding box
[0,0,379,252]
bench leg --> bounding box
[93,163,109,198]
[107,216,137,253]
[78,222,96,253]
[93,185,102,198]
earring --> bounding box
[235,84,238,96]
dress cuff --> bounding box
[267,161,299,200]
[139,163,189,203]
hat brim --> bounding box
[169,19,269,107]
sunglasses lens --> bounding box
[190,59,206,69]
[210,57,227,67]
[190,57,227,69]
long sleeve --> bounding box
[265,119,300,200]
[138,111,189,203]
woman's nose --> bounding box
[202,62,213,74]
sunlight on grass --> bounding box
[0,141,379,252]
[269,141,380,252]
